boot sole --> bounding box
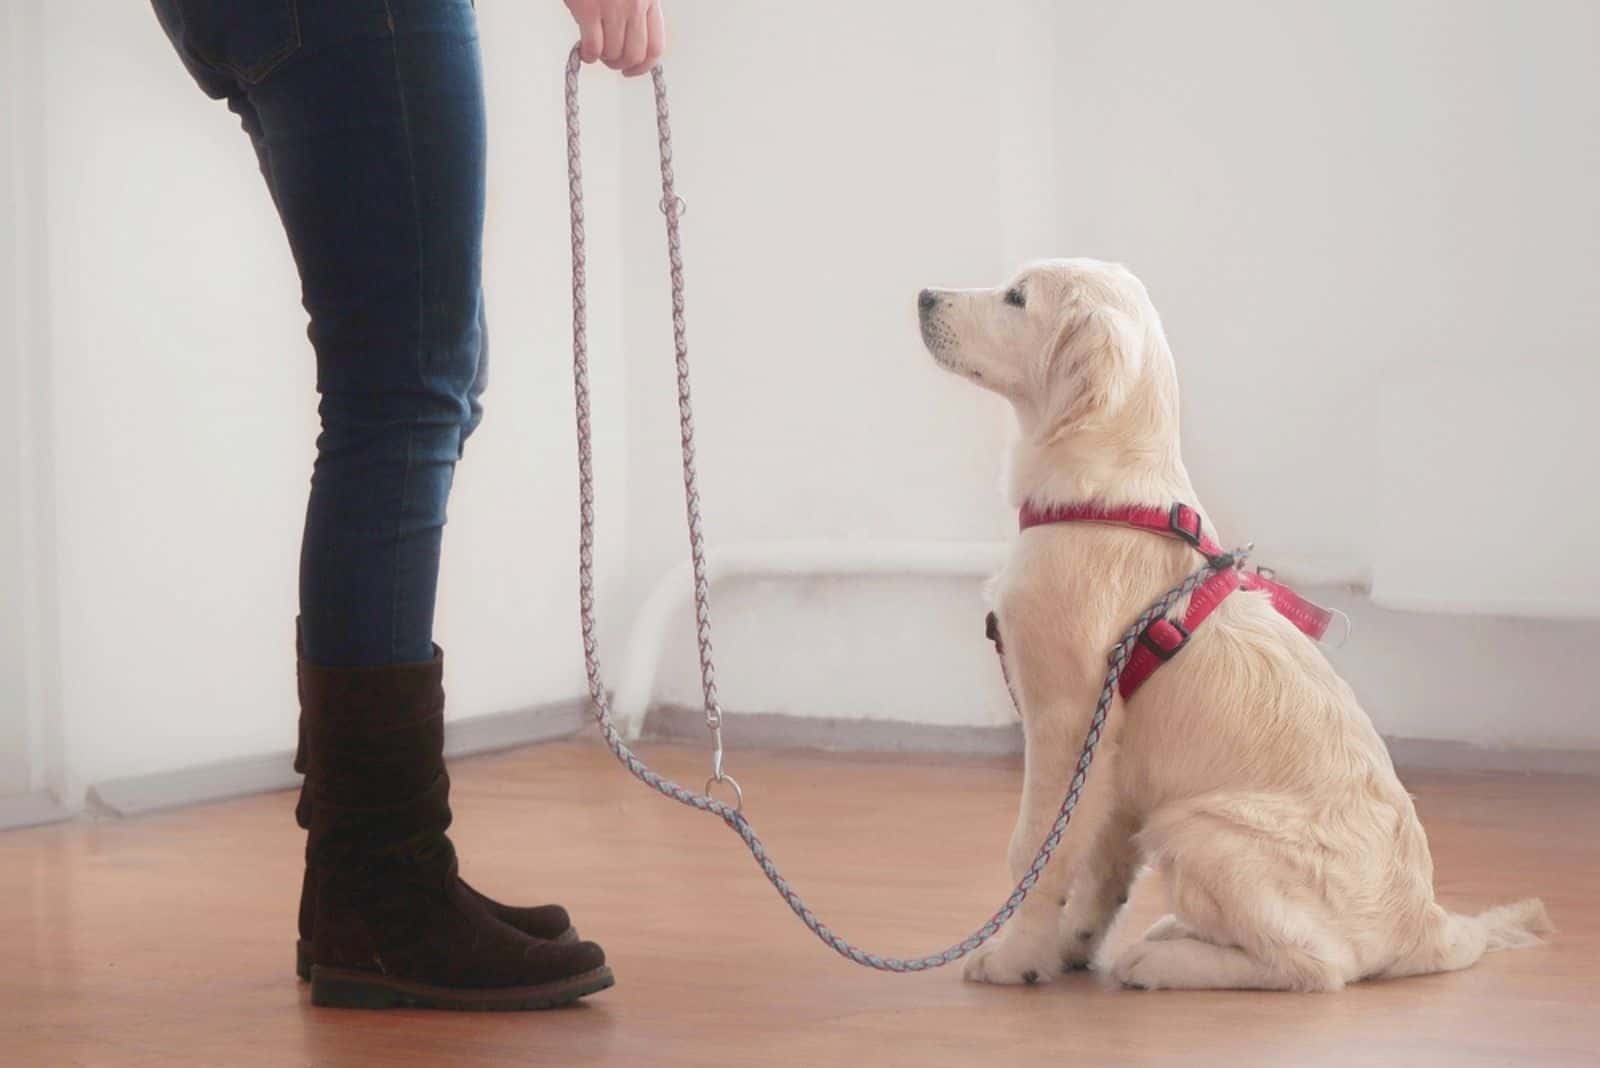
[296,928,579,982]
[309,963,614,1011]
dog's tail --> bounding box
[1386,898,1552,978]
[1475,898,1555,952]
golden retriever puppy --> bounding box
[917,259,1550,991]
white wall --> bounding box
[17,0,1600,803]
[614,0,1053,733]
[1369,0,1599,617]
[643,0,1600,751]
[2,0,35,796]
[1047,0,1600,611]
[1046,0,1599,745]
[33,1,628,799]
[3,0,63,802]
[1377,363,1600,620]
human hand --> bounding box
[565,0,665,77]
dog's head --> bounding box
[917,258,1172,438]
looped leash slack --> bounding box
[562,47,1317,972]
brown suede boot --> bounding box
[299,649,612,1010]
[292,640,576,982]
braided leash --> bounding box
[563,46,1249,972]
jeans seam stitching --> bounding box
[185,0,303,85]
[382,0,429,664]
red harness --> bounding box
[987,502,1334,701]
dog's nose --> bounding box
[918,289,939,313]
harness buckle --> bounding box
[1139,617,1191,661]
[1168,503,1204,548]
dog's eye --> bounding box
[1004,287,1026,308]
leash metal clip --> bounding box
[705,712,743,812]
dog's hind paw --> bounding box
[1109,939,1168,989]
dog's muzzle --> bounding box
[917,291,956,355]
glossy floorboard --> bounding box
[4,739,1594,1066]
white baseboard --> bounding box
[443,699,589,761]
[82,699,590,819]
[643,705,1600,777]
[1382,736,1600,778]
[24,698,1596,827]
[0,790,72,831]
[644,704,1024,757]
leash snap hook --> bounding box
[705,718,742,811]
[709,721,726,779]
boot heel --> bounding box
[295,939,311,982]
[309,966,403,1010]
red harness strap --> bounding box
[990,502,1334,701]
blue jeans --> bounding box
[150,0,488,666]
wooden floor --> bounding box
[5,738,1597,1067]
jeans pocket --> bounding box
[174,0,302,85]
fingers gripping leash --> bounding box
[563,45,1248,972]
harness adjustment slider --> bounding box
[1139,617,1191,661]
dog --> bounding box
[917,258,1550,991]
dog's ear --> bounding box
[1044,304,1145,429]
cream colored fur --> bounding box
[917,259,1550,991]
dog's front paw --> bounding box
[1060,935,1096,972]
[962,930,1060,986]
[1058,912,1107,971]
